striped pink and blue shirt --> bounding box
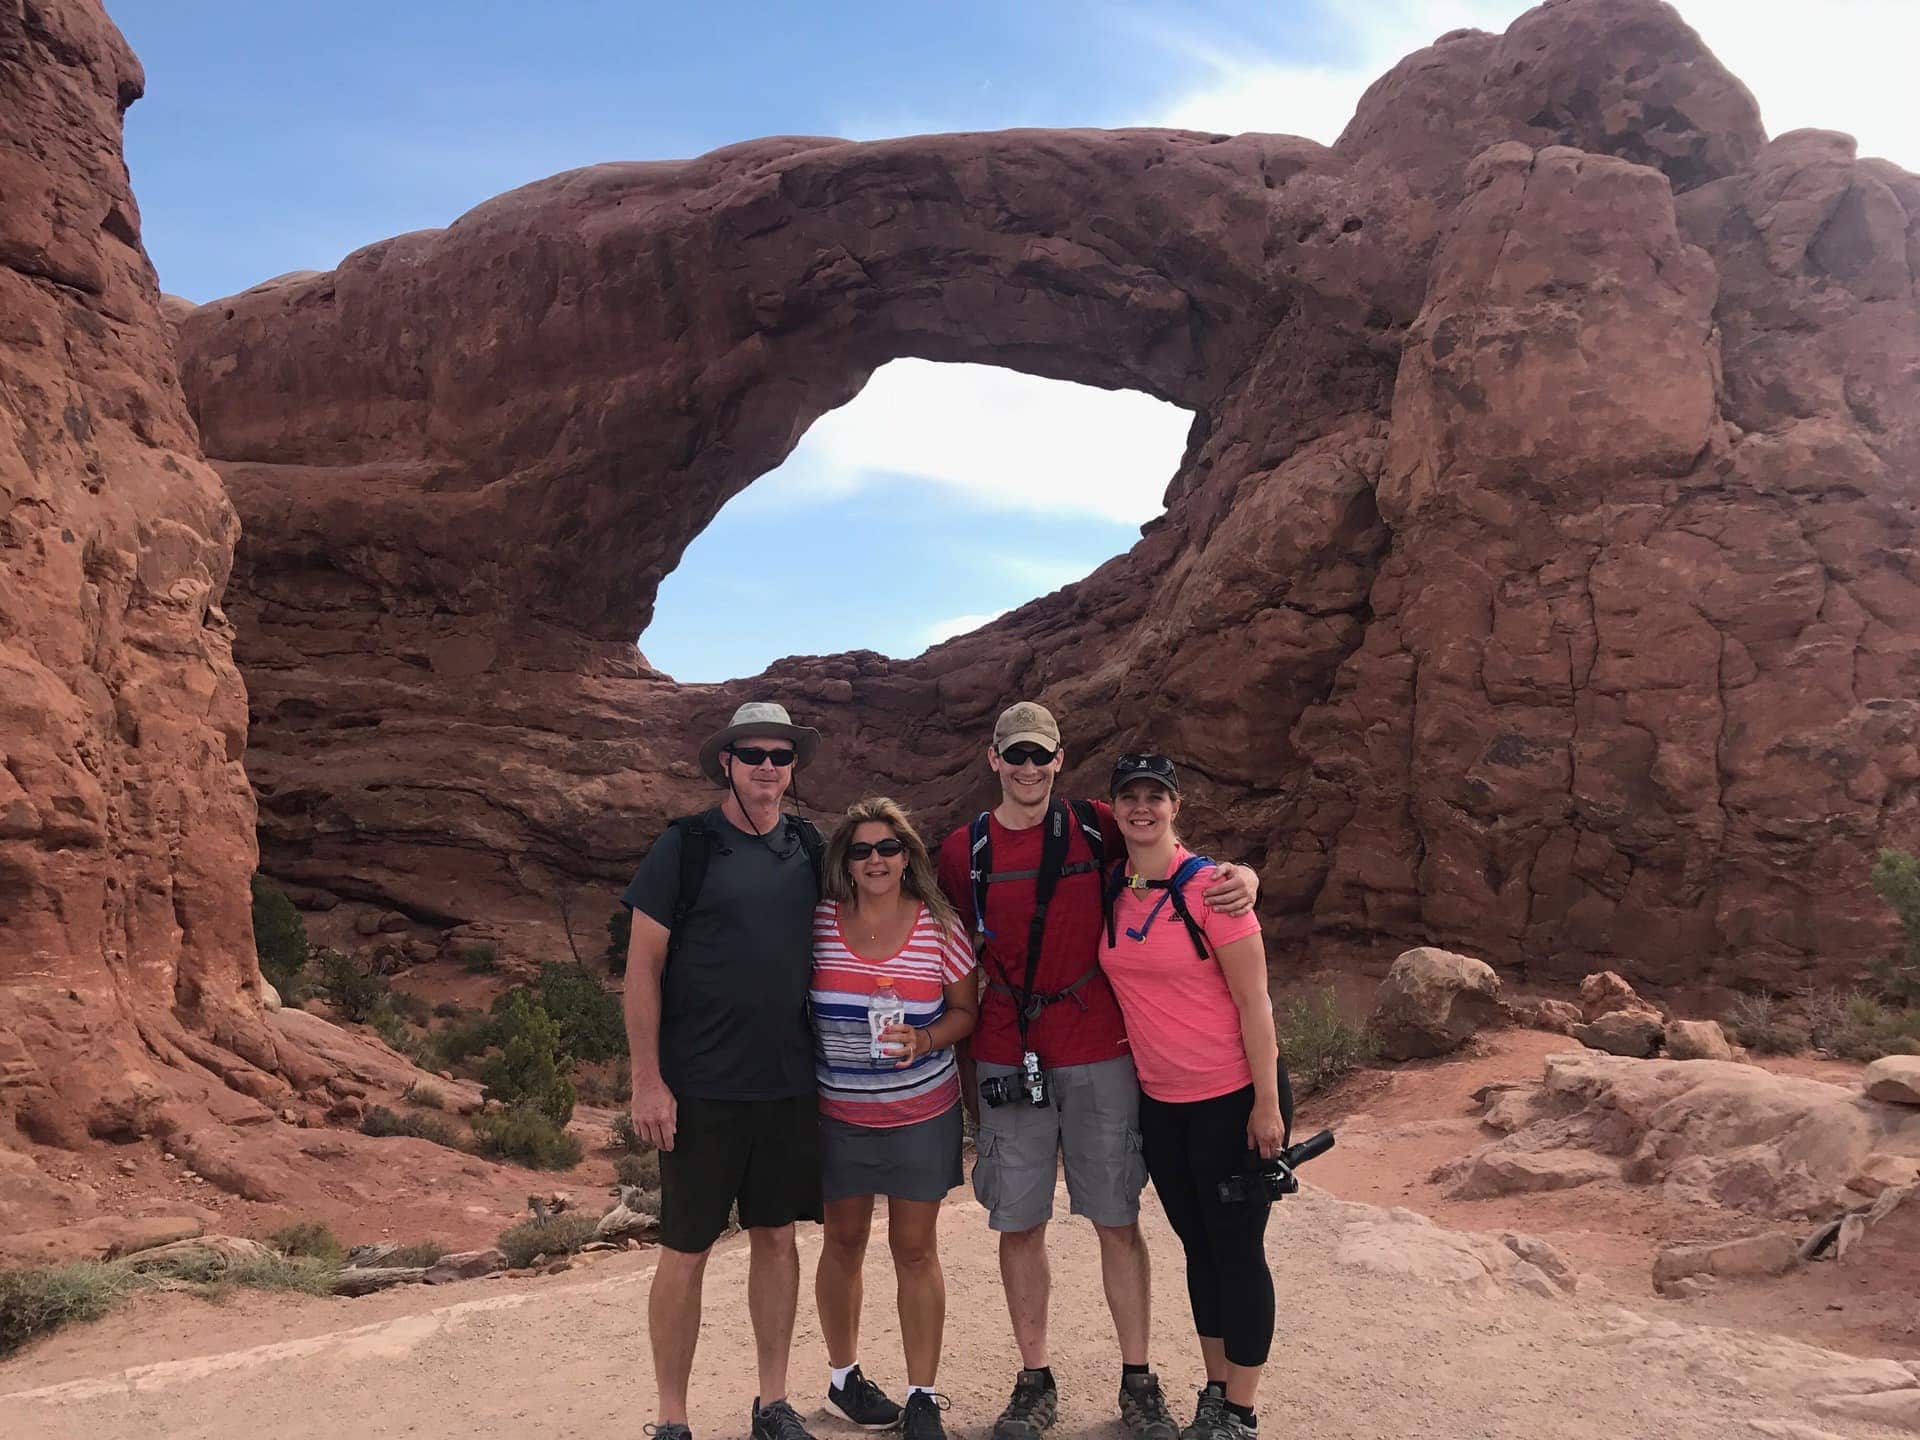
[810,900,974,1128]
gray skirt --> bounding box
[821,1103,965,1203]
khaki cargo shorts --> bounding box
[971,1054,1147,1232]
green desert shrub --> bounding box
[360,1105,465,1150]
[402,1080,448,1110]
[496,1213,597,1269]
[534,962,628,1064]
[1279,987,1375,1094]
[606,908,632,977]
[251,875,308,996]
[480,991,575,1124]
[614,1150,661,1190]
[268,1221,345,1264]
[386,1240,448,1268]
[0,1262,139,1358]
[469,1104,583,1171]
[432,999,466,1020]
[1869,848,1920,1005]
[611,1112,645,1153]
[429,1012,499,1070]
[316,949,387,1023]
[459,942,499,973]
[1722,993,1804,1054]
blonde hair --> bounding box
[824,796,960,936]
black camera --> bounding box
[981,1051,1051,1108]
[1217,1128,1335,1205]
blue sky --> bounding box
[109,1,1917,680]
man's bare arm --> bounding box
[1200,860,1262,916]
[623,910,677,1151]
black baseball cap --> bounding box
[1109,753,1180,797]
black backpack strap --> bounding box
[1102,861,1128,948]
[666,815,716,959]
[1069,798,1104,867]
[1160,856,1214,960]
[1276,1055,1295,1147]
[789,815,825,899]
[968,811,994,940]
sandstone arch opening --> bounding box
[640,360,1194,682]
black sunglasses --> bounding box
[1115,753,1175,776]
[999,743,1058,767]
[848,838,906,860]
[727,744,796,768]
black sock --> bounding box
[1225,1401,1256,1427]
[1025,1367,1056,1389]
[1203,1381,1227,1398]
[1122,1363,1150,1380]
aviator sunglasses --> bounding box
[726,744,796,768]
[999,743,1058,767]
[848,838,906,860]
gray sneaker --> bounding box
[645,1426,692,1440]
[990,1369,1058,1440]
[752,1398,817,1440]
[1181,1387,1228,1440]
[1118,1372,1178,1440]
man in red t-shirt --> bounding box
[936,701,1260,1440]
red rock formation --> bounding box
[168,0,1919,994]
[0,2,565,1237]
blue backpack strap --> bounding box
[1121,854,1215,958]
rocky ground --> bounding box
[3,1026,1916,1439]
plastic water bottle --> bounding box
[868,977,906,1063]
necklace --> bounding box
[846,897,914,951]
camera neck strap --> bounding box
[1013,799,1075,1052]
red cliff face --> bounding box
[172,0,1919,994]
[0,1,286,1163]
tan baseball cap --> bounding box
[993,700,1061,753]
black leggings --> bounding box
[1138,1084,1275,1367]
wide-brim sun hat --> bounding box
[699,701,821,786]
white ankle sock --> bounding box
[908,1386,936,1399]
[831,1363,857,1390]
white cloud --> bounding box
[762,359,1192,525]
[921,609,1010,648]
[1144,0,1919,171]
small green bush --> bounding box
[432,999,465,1019]
[1722,993,1804,1054]
[611,1112,645,1153]
[535,962,628,1064]
[480,991,575,1124]
[614,1150,660,1189]
[360,1105,465,1150]
[1809,987,1920,1061]
[606,908,632,977]
[222,1254,337,1296]
[269,1221,344,1264]
[317,949,387,1023]
[389,989,434,1025]
[469,1104,584,1170]
[460,942,499,974]
[251,876,308,996]
[430,1012,499,1070]
[386,1241,447,1268]
[402,1080,448,1110]
[0,1262,138,1357]
[1280,987,1375,1094]
[496,1213,597,1268]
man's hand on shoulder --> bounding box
[631,1077,678,1152]
[1201,861,1261,917]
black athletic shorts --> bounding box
[658,1094,823,1253]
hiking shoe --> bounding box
[644,1426,692,1440]
[901,1391,951,1440]
[1118,1372,1178,1440]
[752,1398,818,1440]
[1181,1388,1231,1440]
[829,1366,903,1430]
[990,1369,1058,1440]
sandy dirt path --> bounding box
[5,1178,1917,1440]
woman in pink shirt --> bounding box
[1097,755,1283,1440]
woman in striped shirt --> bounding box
[812,796,978,1440]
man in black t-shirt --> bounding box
[622,701,826,1440]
